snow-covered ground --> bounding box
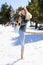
[0,25,43,65]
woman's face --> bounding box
[21,10,26,16]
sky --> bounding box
[0,0,31,10]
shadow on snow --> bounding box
[11,34,43,46]
[6,58,21,65]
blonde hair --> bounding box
[19,8,32,20]
[25,9,32,20]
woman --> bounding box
[15,8,32,59]
[13,8,32,59]
[18,8,28,59]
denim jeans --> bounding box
[12,25,25,50]
[19,30,25,50]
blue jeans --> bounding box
[19,30,25,50]
[13,25,25,50]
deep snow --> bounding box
[0,25,43,65]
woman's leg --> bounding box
[12,25,25,59]
[19,30,25,59]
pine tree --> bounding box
[26,0,43,23]
[0,3,13,24]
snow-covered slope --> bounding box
[0,25,43,65]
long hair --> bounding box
[25,9,32,20]
[19,8,32,20]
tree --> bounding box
[38,0,43,23]
[26,0,43,23]
[0,3,13,24]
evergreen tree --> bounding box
[0,3,13,24]
[26,0,43,23]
